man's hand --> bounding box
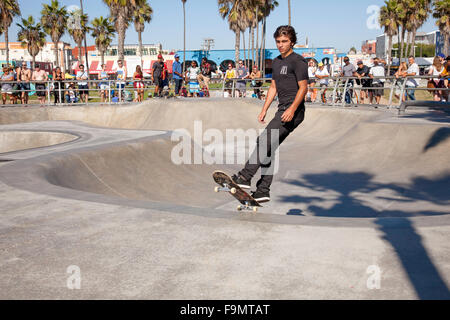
[258,110,267,124]
[281,107,296,123]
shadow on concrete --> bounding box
[423,127,450,152]
[375,218,450,300]
[280,171,450,218]
[281,170,450,299]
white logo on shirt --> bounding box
[280,66,288,75]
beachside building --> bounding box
[71,43,173,78]
[0,42,73,72]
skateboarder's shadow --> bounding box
[280,171,449,218]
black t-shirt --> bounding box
[356,65,371,85]
[272,52,309,109]
[153,62,163,78]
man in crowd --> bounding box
[32,64,48,106]
[198,57,212,91]
[368,57,385,106]
[152,54,164,97]
[115,60,127,101]
[236,60,249,97]
[355,60,371,104]
[404,56,420,101]
[340,56,358,104]
[172,54,183,96]
[19,62,31,105]
[76,64,89,103]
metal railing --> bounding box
[0,75,449,108]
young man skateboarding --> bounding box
[232,25,309,203]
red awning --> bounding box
[105,60,115,74]
[89,61,99,74]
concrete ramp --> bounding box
[2,100,447,220]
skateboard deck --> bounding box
[213,170,262,212]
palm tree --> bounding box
[288,0,291,25]
[258,0,278,74]
[406,0,431,57]
[17,16,46,69]
[103,0,138,62]
[0,0,21,66]
[433,0,450,56]
[133,0,153,67]
[41,0,68,69]
[379,0,399,75]
[68,9,90,64]
[91,16,115,66]
[182,0,187,73]
[218,0,251,63]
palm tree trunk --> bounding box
[260,17,266,76]
[255,6,259,68]
[400,27,406,61]
[248,28,251,69]
[409,29,417,57]
[53,38,60,69]
[251,25,255,67]
[32,55,36,70]
[78,44,83,64]
[101,50,105,66]
[444,32,449,56]
[243,31,246,68]
[288,0,291,25]
[138,30,143,67]
[118,17,125,61]
[235,30,240,63]
[4,23,9,66]
[183,2,186,74]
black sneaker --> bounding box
[251,190,271,203]
[232,174,251,190]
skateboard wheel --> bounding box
[253,207,258,213]
[214,187,220,193]
[230,188,237,195]
[237,206,242,211]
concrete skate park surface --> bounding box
[0,99,449,299]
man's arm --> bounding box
[258,80,277,124]
[281,80,308,123]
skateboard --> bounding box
[213,170,262,212]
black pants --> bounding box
[174,79,183,95]
[239,107,305,193]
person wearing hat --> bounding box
[315,62,330,103]
[152,54,164,97]
[172,54,183,96]
[355,60,371,104]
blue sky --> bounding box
[6,0,440,53]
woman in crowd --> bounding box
[186,60,200,97]
[133,65,145,102]
[427,56,446,102]
[224,63,236,97]
[1,67,15,105]
[250,65,263,99]
[52,67,64,104]
[394,62,408,102]
[307,60,317,102]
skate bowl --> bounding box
[0,130,79,154]
[0,99,449,225]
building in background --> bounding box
[376,30,448,59]
[71,43,169,78]
[361,40,376,56]
[0,42,73,72]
